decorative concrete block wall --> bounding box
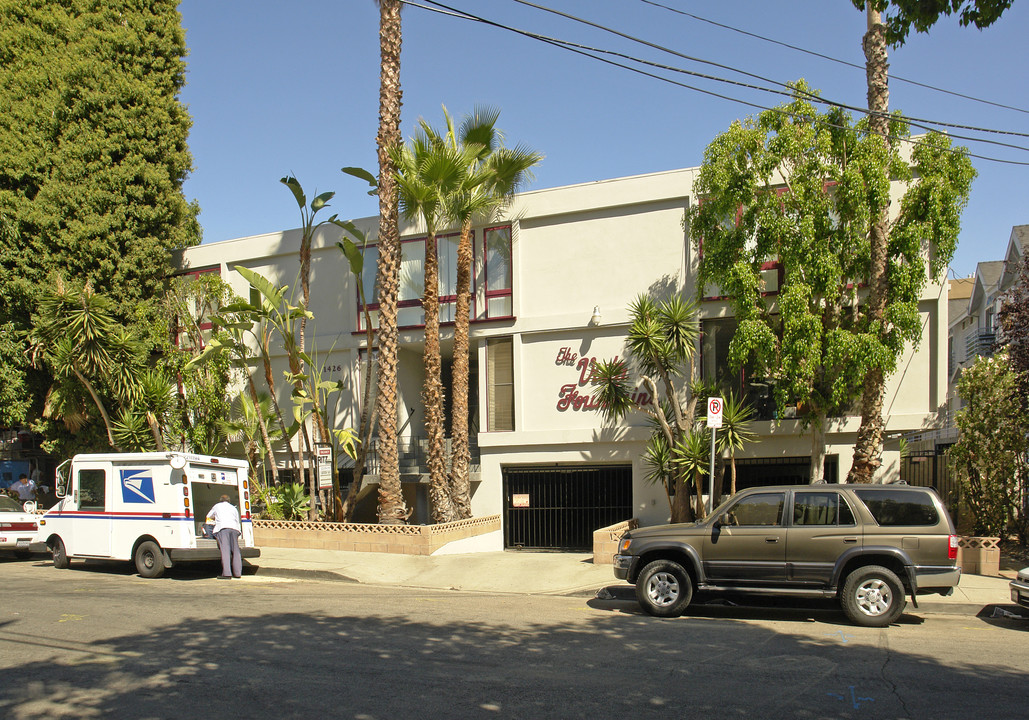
[956,536,1000,576]
[592,519,638,565]
[253,515,501,556]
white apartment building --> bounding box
[177,167,948,551]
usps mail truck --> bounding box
[35,452,259,577]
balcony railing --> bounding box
[965,330,996,361]
[362,437,481,477]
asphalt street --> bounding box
[1,557,1027,720]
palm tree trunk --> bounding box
[246,375,279,486]
[448,221,474,519]
[375,0,408,524]
[342,314,379,522]
[423,231,454,523]
[75,368,122,451]
[849,4,890,484]
[261,326,297,476]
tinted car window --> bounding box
[853,489,939,526]
[793,492,856,526]
[725,492,784,526]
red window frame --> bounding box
[357,231,481,331]
[173,265,221,349]
[482,225,513,320]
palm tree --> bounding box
[218,391,282,487]
[673,428,710,520]
[425,106,542,519]
[594,294,702,523]
[390,130,468,522]
[848,4,891,484]
[373,0,407,524]
[715,391,756,497]
[29,276,143,451]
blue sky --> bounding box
[177,0,1028,278]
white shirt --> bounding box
[12,480,36,500]
[206,500,241,534]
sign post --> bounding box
[706,397,723,514]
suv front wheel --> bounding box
[636,559,694,618]
[840,565,906,627]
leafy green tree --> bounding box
[949,350,1029,540]
[219,391,283,487]
[594,294,704,522]
[848,0,1011,482]
[998,255,1029,408]
[0,322,29,427]
[0,0,198,435]
[689,83,974,483]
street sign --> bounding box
[707,397,723,429]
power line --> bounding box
[508,0,1029,143]
[403,1,1029,166]
[638,0,1029,116]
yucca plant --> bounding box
[273,483,310,521]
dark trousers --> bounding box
[215,528,242,577]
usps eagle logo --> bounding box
[120,469,156,504]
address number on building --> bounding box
[512,494,530,508]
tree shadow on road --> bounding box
[0,585,1024,719]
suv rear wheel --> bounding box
[840,565,906,627]
[636,559,693,618]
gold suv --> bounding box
[613,485,960,627]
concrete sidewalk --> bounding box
[249,547,1018,614]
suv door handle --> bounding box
[843,537,858,543]
[765,537,779,543]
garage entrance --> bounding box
[502,465,633,551]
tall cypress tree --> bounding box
[0,0,198,425]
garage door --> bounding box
[503,465,632,551]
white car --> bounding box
[0,495,39,558]
[1010,568,1029,610]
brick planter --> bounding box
[253,514,501,556]
[592,519,638,565]
[957,536,1000,576]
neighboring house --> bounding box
[177,166,949,552]
[946,225,1027,425]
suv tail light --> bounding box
[948,535,959,560]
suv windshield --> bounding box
[0,496,24,512]
[853,488,939,526]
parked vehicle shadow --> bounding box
[977,604,1029,631]
[589,585,926,626]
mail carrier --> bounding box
[34,452,260,577]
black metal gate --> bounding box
[901,444,960,523]
[503,465,632,551]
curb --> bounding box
[252,566,359,584]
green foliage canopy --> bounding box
[688,82,975,427]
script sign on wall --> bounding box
[553,347,651,412]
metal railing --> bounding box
[965,330,996,361]
[362,437,480,477]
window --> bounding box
[358,231,481,330]
[854,489,939,527]
[793,492,855,526]
[700,318,776,421]
[484,226,513,318]
[723,492,784,526]
[78,469,106,510]
[486,337,514,431]
[173,266,221,350]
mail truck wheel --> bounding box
[134,540,165,578]
[841,565,906,627]
[636,559,693,618]
[50,537,69,569]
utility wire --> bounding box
[638,0,1029,116]
[510,0,1029,142]
[403,0,1029,166]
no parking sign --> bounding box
[707,397,723,429]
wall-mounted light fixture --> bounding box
[589,306,602,326]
